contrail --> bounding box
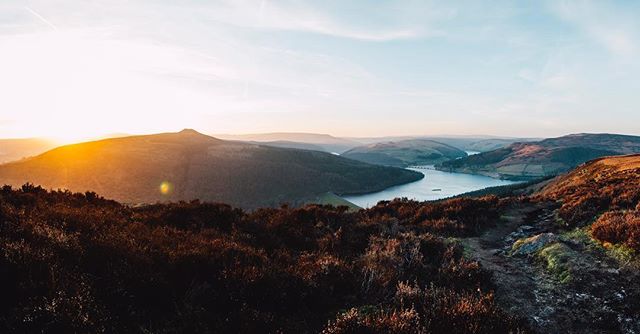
[25,6,58,31]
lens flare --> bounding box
[159,181,172,195]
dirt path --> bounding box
[464,203,640,333]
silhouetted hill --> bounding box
[0,130,421,209]
[0,138,56,163]
[214,132,361,153]
[342,139,467,167]
[437,133,640,180]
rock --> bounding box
[511,233,558,256]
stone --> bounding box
[511,233,558,256]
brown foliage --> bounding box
[591,210,640,252]
[323,284,526,334]
[539,158,640,227]
[0,185,526,333]
[365,196,505,236]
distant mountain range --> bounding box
[214,132,361,154]
[350,135,539,152]
[436,133,640,180]
[214,132,538,155]
[0,129,422,209]
[0,138,57,163]
[341,139,467,167]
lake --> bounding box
[343,166,518,208]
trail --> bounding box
[464,203,640,333]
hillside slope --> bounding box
[437,133,640,180]
[1,155,640,332]
[537,154,640,228]
[342,139,467,167]
[0,129,422,209]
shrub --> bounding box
[591,210,640,252]
[0,185,526,333]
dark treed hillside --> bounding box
[0,130,422,209]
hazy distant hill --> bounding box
[437,133,640,180]
[463,138,538,152]
[349,135,539,152]
[342,139,467,167]
[247,140,327,152]
[215,132,361,153]
[0,130,421,208]
[0,138,57,163]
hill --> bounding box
[0,129,422,209]
[341,139,468,167]
[463,138,538,152]
[247,140,327,152]
[0,185,527,333]
[537,154,640,229]
[1,154,640,332]
[436,133,640,180]
[0,138,57,163]
[349,136,539,152]
[214,132,361,153]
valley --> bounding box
[1,153,638,333]
[3,2,639,332]
[0,130,422,209]
[343,166,518,208]
[341,139,468,167]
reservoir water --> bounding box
[343,166,518,208]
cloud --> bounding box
[549,0,639,58]
[202,0,435,41]
[24,6,58,31]
[1,0,639,138]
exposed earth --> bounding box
[463,201,640,333]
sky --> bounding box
[1,0,639,142]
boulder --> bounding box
[512,233,558,256]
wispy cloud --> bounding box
[1,0,639,137]
[24,6,58,31]
[549,0,639,58]
[204,0,435,41]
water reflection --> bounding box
[343,166,517,208]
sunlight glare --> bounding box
[159,181,173,195]
[0,30,210,141]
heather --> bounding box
[0,184,526,333]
